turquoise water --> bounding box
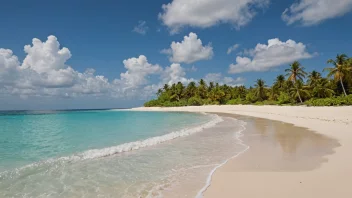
[0,110,247,197]
[0,110,210,170]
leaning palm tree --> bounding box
[254,79,267,101]
[285,61,307,103]
[324,54,350,96]
[307,70,322,87]
[289,80,310,103]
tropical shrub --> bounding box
[277,92,293,104]
[305,95,352,106]
[187,97,203,106]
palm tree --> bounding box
[163,84,169,91]
[237,85,247,99]
[324,54,350,96]
[312,79,335,98]
[157,88,163,96]
[254,79,267,101]
[274,75,286,90]
[208,82,215,92]
[170,82,185,101]
[285,61,307,103]
[185,82,197,98]
[197,79,208,99]
[208,87,225,104]
[307,70,322,87]
[289,80,310,103]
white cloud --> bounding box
[119,55,162,89]
[0,36,127,98]
[133,20,149,35]
[1,35,213,101]
[229,38,313,74]
[162,32,213,64]
[21,36,72,73]
[204,73,245,86]
[161,63,193,85]
[282,0,352,26]
[0,49,21,85]
[159,0,270,34]
[227,44,240,54]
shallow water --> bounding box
[0,110,247,197]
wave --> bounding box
[0,113,223,178]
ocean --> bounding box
[0,110,248,197]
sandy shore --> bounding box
[132,105,352,197]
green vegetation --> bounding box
[144,54,352,107]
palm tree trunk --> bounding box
[293,80,303,103]
[340,77,347,96]
[297,90,303,103]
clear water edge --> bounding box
[196,118,249,198]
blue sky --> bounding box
[1,0,352,110]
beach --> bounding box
[132,105,352,198]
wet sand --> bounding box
[215,113,339,172]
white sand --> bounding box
[132,105,352,197]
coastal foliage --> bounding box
[145,54,352,107]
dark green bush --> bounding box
[187,97,203,106]
[226,98,243,105]
[277,92,293,105]
[144,99,161,107]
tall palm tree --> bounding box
[289,80,310,103]
[285,61,307,103]
[254,79,267,101]
[307,70,322,87]
[324,54,350,96]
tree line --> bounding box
[145,54,352,107]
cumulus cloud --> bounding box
[0,36,118,97]
[161,63,194,85]
[119,55,162,89]
[204,73,245,86]
[162,32,213,64]
[282,0,352,26]
[229,38,313,74]
[133,20,149,35]
[0,36,158,99]
[159,0,270,33]
[1,35,209,101]
[227,44,240,54]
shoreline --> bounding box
[132,105,352,197]
[195,115,249,198]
